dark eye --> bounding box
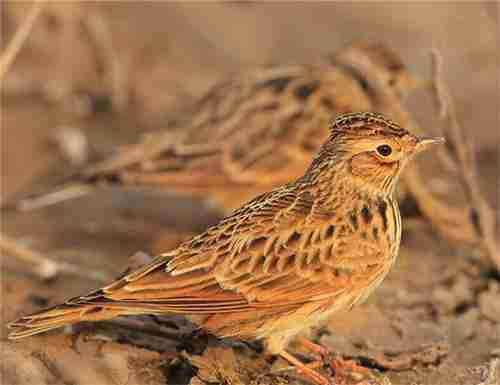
[376,144,392,157]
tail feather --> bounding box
[7,256,169,340]
[7,251,256,340]
[7,301,128,340]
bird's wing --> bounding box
[99,185,386,313]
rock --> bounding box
[449,308,480,344]
[432,275,474,314]
[479,282,500,323]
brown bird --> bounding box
[8,112,443,385]
[8,42,417,212]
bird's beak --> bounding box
[414,136,445,153]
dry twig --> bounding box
[83,10,130,112]
[0,0,47,82]
[0,233,110,281]
[428,49,499,270]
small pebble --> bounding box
[52,126,89,166]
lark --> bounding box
[9,112,443,384]
[9,42,416,212]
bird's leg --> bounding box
[296,337,372,382]
[279,350,332,385]
[330,358,373,384]
[297,336,330,358]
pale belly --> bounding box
[259,249,398,354]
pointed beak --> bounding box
[414,136,445,153]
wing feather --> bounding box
[93,183,384,319]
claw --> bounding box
[280,350,332,385]
[331,357,372,384]
[295,337,374,384]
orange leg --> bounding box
[297,336,330,357]
[279,350,332,385]
[331,358,372,384]
[296,337,372,383]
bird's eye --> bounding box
[376,144,392,157]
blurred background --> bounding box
[1,2,499,385]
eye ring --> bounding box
[376,144,392,157]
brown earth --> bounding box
[1,2,499,385]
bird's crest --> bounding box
[329,112,409,138]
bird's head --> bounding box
[308,112,444,194]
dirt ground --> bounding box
[1,2,499,385]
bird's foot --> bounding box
[297,336,330,358]
[330,357,372,384]
[279,350,332,385]
[296,337,373,385]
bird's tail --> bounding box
[7,290,132,340]
[8,254,174,340]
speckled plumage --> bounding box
[8,112,443,385]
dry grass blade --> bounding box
[82,10,130,112]
[2,183,94,212]
[0,0,47,82]
[0,233,110,281]
[429,49,499,271]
